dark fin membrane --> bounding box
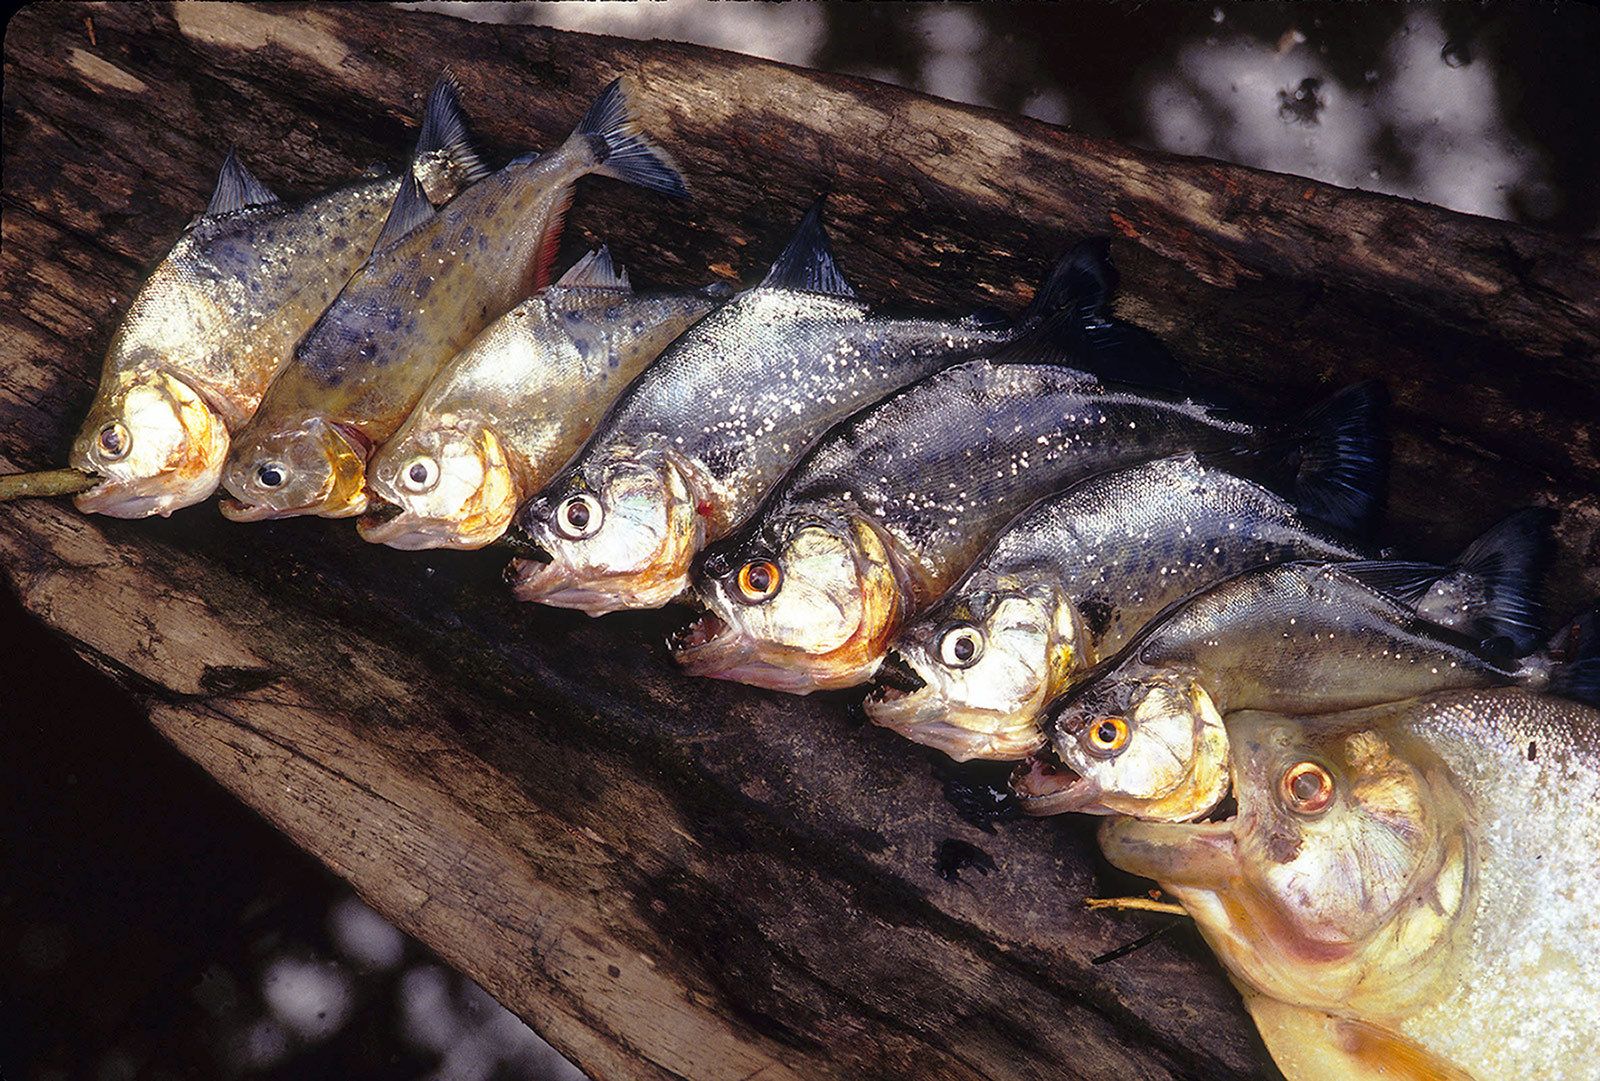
[371,169,438,256]
[413,69,491,196]
[990,239,1187,391]
[961,305,1012,331]
[759,196,857,298]
[206,148,279,216]
[1240,381,1389,537]
[577,77,690,199]
[554,245,632,291]
[1548,602,1600,708]
[1425,507,1553,654]
[1339,559,1452,608]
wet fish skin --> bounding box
[70,76,486,519]
[220,78,686,522]
[866,453,1375,762]
[1099,690,1600,1081]
[671,363,1374,696]
[504,213,1112,615]
[360,248,728,550]
[1037,556,1559,822]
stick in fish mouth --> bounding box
[0,467,100,501]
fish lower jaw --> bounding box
[866,702,1045,762]
[219,491,369,522]
[511,571,686,615]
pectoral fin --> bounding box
[1243,993,1477,1081]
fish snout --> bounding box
[868,650,928,699]
[498,524,554,563]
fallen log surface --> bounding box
[3,5,1597,1080]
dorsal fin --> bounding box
[206,148,279,215]
[371,169,437,256]
[554,246,632,291]
[410,70,491,203]
[759,198,856,298]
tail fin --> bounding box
[412,71,491,203]
[1423,508,1553,655]
[1253,381,1389,537]
[1547,602,1600,707]
[995,239,1188,390]
[577,77,690,199]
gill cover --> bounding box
[71,370,230,519]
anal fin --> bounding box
[1244,993,1477,1081]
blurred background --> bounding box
[4,4,1597,1081]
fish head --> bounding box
[863,582,1071,760]
[670,511,907,694]
[505,442,700,613]
[70,369,231,518]
[219,416,368,521]
[1020,670,1230,821]
[359,415,516,550]
[1099,712,1468,1011]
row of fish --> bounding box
[38,71,1600,1081]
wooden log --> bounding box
[2,4,1596,1079]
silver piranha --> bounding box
[360,247,729,550]
[673,362,1386,696]
[70,74,488,518]
[503,212,1118,615]
[866,452,1391,761]
[1100,689,1600,1081]
[1030,534,1589,823]
[220,77,687,522]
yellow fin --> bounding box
[1244,994,1477,1081]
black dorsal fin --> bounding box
[371,170,437,256]
[206,148,279,216]
[554,245,632,291]
[759,198,856,298]
[412,70,491,198]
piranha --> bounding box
[359,247,730,550]
[1099,689,1600,1081]
[503,211,1125,615]
[1024,539,1598,823]
[671,357,1386,695]
[219,77,687,522]
[70,74,488,518]
[867,460,1541,763]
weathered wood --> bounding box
[3,4,1597,1080]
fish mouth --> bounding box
[666,606,729,655]
[218,495,281,522]
[498,527,554,563]
[1010,746,1104,815]
[865,651,928,701]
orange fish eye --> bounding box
[1083,716,1131,757]
[736,559,781,603]
[97,421,130,461]
[1281,761,1335,814]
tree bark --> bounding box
[3,5,1597,1080]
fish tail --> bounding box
[1547,602,1600,708]
[1437,508,1554,655]
[996,239,1188,389]
[1272,380,1390,537]
[574,77,690,199]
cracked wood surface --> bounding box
[3,4,1597,1080]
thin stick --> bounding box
[0,468,99,501]
[1085,896,1190,917]
[1092,921,1178,965]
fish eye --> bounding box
[735,559,782,604]
[1082,716,1131,758]
[256,463,286,489]
[97,421,130,461]
[938,624,984,668]
[400,456,439,494]
[1281,761,1335,815]
[555,493,603,540]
